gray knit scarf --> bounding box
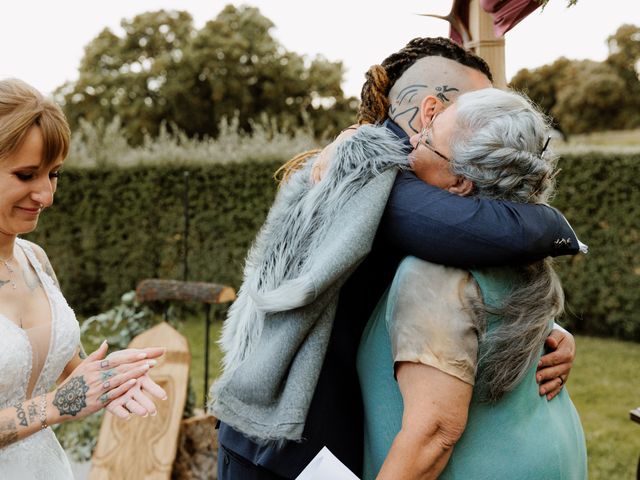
[209,125,409,442]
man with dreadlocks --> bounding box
[211,37,583,479]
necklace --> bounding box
[0,256,17,290]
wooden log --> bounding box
[136,279,236,305]
[172,414,219,480]
[89,322,191,480]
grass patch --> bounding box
[184,325,639,478]
[176,314,224,409]
[555,128,640,155]
[569,336,640,479]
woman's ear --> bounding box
[418,95,444,130]
[448,177,474,197]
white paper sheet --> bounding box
[295,446,361,480]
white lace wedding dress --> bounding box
[0,238,80,479]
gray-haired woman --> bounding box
[357,87,587,479]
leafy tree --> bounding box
[553,60,628,134]
[510,23,640,135]
[606,24,640,129]
[56,10,195,144]
[56,6,355,144]
[510,57,573,134]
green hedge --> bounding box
[26,161,281,315]
[551,152,640,339]
[26,152,640,340]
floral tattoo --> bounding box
[53,376,90,416]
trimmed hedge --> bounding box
[26,161,281,315]
[551,152,640,339]
[26,152,640,340]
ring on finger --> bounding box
[102,380,111,390]
[100,359,110,369]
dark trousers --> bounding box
[218,444,290,480]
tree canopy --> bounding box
[510,24,640,135]
[56,6,357,143]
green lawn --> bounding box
[176,314,224,410]
[182,318,639,479]
[557,128,640,148]
[569,336,640,479]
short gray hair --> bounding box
[449,88,557,204]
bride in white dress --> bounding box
[0,79,167,479]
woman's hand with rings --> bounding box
[52,340,165,421]
[107,375,168,419]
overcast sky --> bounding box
[1,0,637,97]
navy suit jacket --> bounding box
[218,119,579,478]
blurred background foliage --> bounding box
[510,24,640,136]
[54,5,639,144]
[54,5,358,144]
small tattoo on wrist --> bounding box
[27,401,38,424]
[15,403,28,427]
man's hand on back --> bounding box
[536,328,576,400]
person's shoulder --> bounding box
[18,239,51,269]
[394,256,469,291]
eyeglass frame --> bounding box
[416,112,451,163]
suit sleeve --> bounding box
[378,170,580,268]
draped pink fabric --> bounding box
[481,0,542,36]
[448,0,542,44]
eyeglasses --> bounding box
[416,113,451,163]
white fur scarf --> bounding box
[210,125,409,442]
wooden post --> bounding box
[89,322,191,480]
[465,0,507,88]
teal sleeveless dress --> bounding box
[356,257,587,480]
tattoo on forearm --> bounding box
[100,369,115,382]
[435,85,459,103]
[14,404,28,427]
[0,419,18,448]
[53,376,90,416]
[27,401,38,425]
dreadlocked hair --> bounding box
[357,37,493,125]
[357,65,391,125]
